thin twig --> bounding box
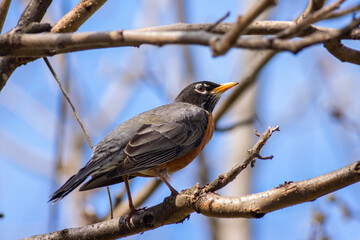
[43,57,93,149]
[107,187,114,219]
[43,57,114,219]
[215,115,255,132]
[206,12,230,32]
[325,4,360,19]
[48,54,69,231]
[206,126,280,192]
[274,0,345,39]
[214,50,277,124]
[106,179,161,220]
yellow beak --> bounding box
[211,82,238,94]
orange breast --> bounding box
[157,111,214,174]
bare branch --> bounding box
[215,116,255,132]
[0,0,106,92]
[2,17,359,58]
[275,0,345,39]
[17,0,53,29]
[51,0,108,33]
[296,0,326,23]
[25,126,281,239]
[0,0,11,33]
[205,12,230,32]
[0,0,53,91]
[214,50,277,124]
[44,56,116,219]
[210,0,276,56]
[26,157,360,239]
[324,39,360,65]
[195,160,360,217]
[325,4,360,19]
[135,21,360,39]
[206,126,279,192]
[43,57,94,149]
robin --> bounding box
[49,81,238,218]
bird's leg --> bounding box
[153,169,179,196]
[123,175,139,221]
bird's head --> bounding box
[174,81,238,113]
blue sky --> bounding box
[1,0,360,239]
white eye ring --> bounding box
[195,84,207,94]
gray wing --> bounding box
[85,122,143,171]
[80,103,208,190]
[107,105,209,177]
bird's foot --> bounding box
[125,207,147,226]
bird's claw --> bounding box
[125,207,147,226]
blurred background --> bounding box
[1,0,360,239]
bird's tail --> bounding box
[48,167,93,204]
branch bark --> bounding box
[275,0,344,39]
[51,0,108,33]
[296,0,326,23]
[26,158,360,239]
[0,0,107,92]
[25,127,360,240]
[324,39,360,65]
[1,18,359,58]
[325,4,360,19]
[210,0,276,56]
[0,0,11,33]
[206,126,279,192]
[0,0,53,91]
[194,160,360,218]
[135,21,360,39]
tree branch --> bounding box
[210,0,276,56]
[0,0,107,92]
[0,0,11,33]
[16,0,53,29]
[0,0,53,91]
[275,0,344,39]
[325,4,360,19]
[25,126,279,239]
[214,50,277,124]
[194,160,360,218]
[1,18,359,58]
[135,21,360,39]
[206,126,279,192]
[26,148,360,239]
[296,0,326,23]
[323,38,360,65]
[51,0,108,33]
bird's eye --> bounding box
[196,85,205,92]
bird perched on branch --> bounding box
[49,81,238,219]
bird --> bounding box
[49,81,238,218]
